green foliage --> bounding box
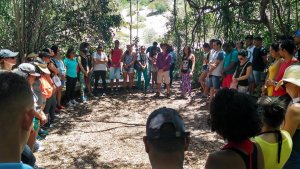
[0,0,122,56]
[192,50,204,85]
[148,0,169,14]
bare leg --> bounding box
[200,72,207,92]
[157,83,161,93]
[249,82,255,95]
[129,73,134,90]
[123,72,128,90]
[166,84,170,94]
[209,88,214,103]
[56,86,63,107]
[27,127,39,150]
[116,79,119,89]
[110,79,114,89]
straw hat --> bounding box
[275,65,300,90]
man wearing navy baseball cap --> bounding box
[143,107,190,169]
[294,30,300,61]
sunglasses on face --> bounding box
[238,57,245,60]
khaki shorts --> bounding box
[157,70,170,84]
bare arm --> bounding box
[283,104,300,137]
[191,54,196,73]
[223,61,236,74]
[48,62,59,75]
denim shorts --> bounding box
[109,67,121,80]
[208,75,222,89]
[123,67,134,74]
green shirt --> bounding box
[223,49,238,74]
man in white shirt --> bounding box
[245,35,255,94]
[207,40,224,103]
[93,45,108,96]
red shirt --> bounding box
[111,48,123,68]
[273,58,298,96]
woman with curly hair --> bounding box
[205,88,264,169]
[254,96,292,169]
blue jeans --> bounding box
[253,70,265,85]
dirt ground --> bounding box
[35,82,224,169]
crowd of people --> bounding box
[0,29,300,169]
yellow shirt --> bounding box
[254,130,293,169]
[267,59,283,96]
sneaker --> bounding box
[55,108,60,113]
[33,141,44,152]
[72,99,79,105]
[81,96,87,103]
[200,94,208,99]
[67,101,75,107]
[166,93,171,98]
[57,105,65,109]
[38,129,48,136]
[37,135,45,140]
[102,93,106,97]
[154,92,160,97]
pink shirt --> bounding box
[273,58,298,96]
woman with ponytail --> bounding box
[254,96,292,169]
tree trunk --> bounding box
[269,0,275,42]
[130,0,132,43]
[12,0,25,63]
[184,0,188,45]
[173,0,180,57]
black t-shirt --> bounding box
[80,55,89,71]
[181,56,192,73]
[252,47,267,71]
[235,61,252,86]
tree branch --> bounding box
[186,0,251,15]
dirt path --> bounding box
[35,82,224,169]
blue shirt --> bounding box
[52,58,66,75]
[64,58,78,78]
[0,163,33,169]
[170,51,177,64]
[223,49,238,74]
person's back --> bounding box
[0,72,35,169]
[254,96,292,169]
[143,107,190,169]
[205,89,264,169]
[254,130,292,169]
